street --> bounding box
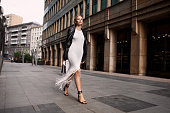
[0,62,170,113]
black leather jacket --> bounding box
[63,27,88,62]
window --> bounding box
[85,0,89,17]
[101,0,107,10]
[111,0,119,5]
[70,9,73,25]
[75,6,78,17]
[57,20,59,32]
[92,0,97,14]
[80,2,83,17]
[58,0,60,10]
[66,13,69,27]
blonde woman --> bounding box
[56,15,87,104]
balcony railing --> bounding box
[21,40,26,44]
[11,34,18,37]
[22,28,28,31]
[11,29,18,32]
[21,37,27,40]
[11,41,18,45]
[21,33,27,36]
[11,38,18,41]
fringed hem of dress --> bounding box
[55,67,80,90]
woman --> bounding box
[55,15,87,104]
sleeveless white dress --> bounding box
[55,29,84,89]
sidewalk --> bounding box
[0,62,170,113]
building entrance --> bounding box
[52,45,55,66]
[147,20,170,78]
[94,33,105,71]
[57,44,60,66]
[116,28,131,74]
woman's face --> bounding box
[76,16,83,26]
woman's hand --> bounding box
[81,61,85,64]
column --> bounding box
[130,0,139,75]
[104,29,117,72]
[86,33,96,70]
[83,0,86,19]
[54,45,58,66]
[50,45,53,66]
[107,0,111,7]
[60,42,64,67]
[89,0,92,16]
[78,4,80,16]
[138,22,147,75]
[46,47,49,64]
[97,0,101,12]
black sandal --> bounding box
[78,91,87,104]
[63,84,69,96]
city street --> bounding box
[0,62,170,113]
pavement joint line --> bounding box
[32,105,40,112]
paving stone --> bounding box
[1,62,170,113]
[147,89,170,98]
[93,95,157,112]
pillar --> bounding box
[138,22,147,75]
[130,0,147,75]
[83,0,86,19]
[86,33,96,70]
[107,0,111,7]
[104,29,117,72]
[50,46,53,66]
[89,0,92,16]
[54,44,58,66]
[60,42,64,67]
[97,0,101,12]
[46,47,49,64]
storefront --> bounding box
[116,28,131,74]
[147,19,170,78]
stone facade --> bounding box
[42,0,170,78]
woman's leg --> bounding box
[64,83,69,96]
[74,69,86,103]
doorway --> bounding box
[116,28,131,74]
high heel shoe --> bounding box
[63,84,69,96]
[78,91,87,104]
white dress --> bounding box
[55,29,84,89]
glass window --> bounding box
[80,2,83,17]
[61,0,63,8]
[70,9,73,25]
[86,0,89,17]
[66,13,69,27]
[58,0,60,10]
[75,6,78,17]
[92,0,97,14]
[101,0,107,10]
[111,0,119,5]
[57,20,59,32]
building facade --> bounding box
[42,0,170,78]
[30,26,43,59]
[5,14,23,27]
[5,22,40,60]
